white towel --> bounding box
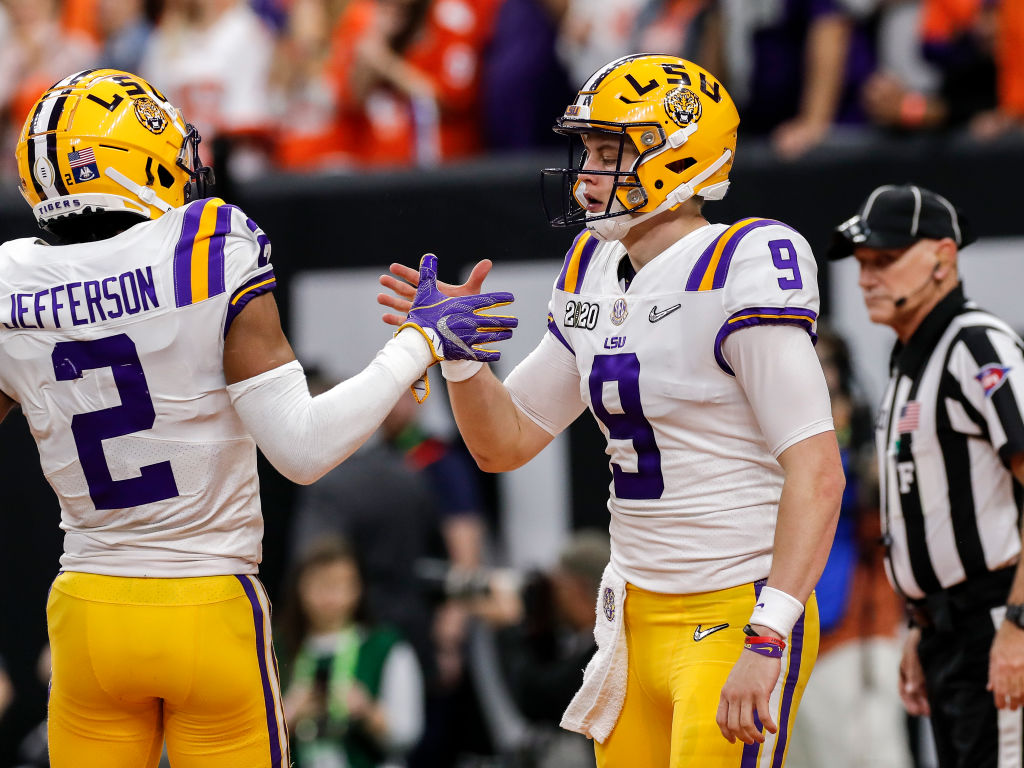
[560,562,628,743]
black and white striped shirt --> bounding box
[877,286,1024,600]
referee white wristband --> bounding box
[749,587,804,639]
[440,359,484,382]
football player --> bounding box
[0,69,516,768]
[379,54,845,767]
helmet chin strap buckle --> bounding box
[104,167,173,214]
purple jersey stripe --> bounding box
[173,200,208,307]
[224,270,277,338]
[713,307,819,376]
[547,313,575,355]
[711,220,796,290]
[571,234,599,294]
[206,203,232,298]
[555,230,598,293]
[235,575,285,768]
[771,609,807,768]
[686,230,729,291]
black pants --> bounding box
[914,569,1023,768]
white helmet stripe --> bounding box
[31,95,65,201]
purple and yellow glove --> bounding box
[397,254,517,400]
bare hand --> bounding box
[283,682,318,724]
[898,627,930,716]
[716,651,781,745]
[377,258,494,326]
[861,72,908,127]
[771,118,829,161]
[345,680,374,719]
[988,622,1024,709]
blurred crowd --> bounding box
[1,0,1023,186]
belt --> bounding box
[906,567,1015,632]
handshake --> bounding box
[389,253,518,364]
[381,254,518,400]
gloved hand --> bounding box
[398,253,517,364]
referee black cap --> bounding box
[827,184,976,260]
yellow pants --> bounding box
[595,581,819,768]
[46,572,289,768]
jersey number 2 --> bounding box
[589,354,664,500]
[52,334,180,510]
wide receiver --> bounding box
[0,69,515,768]
[381,54,845,767]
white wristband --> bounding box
[749,586,804,639]
[440,359,484,382]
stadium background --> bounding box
[0,0,1022,761]
[1,135,1023,766]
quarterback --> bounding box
[381,55,845,767]
[0,69,516,768]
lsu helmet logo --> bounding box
[664,87,702,128]
[976,364,1011,398]
[133,97,168,134]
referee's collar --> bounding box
[890,284,968,378]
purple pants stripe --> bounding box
[173,201,207,307]
[234,575,284,768]
[738,581,807,768]
[740,581,768,768]
[770,611,806,768]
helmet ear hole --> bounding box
[157,164,175,188]
[666,157,697,174]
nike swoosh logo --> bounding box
[649,304,682,323]
[437,316,474,357]
[693,623,729,641]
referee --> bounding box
[828,184,1024,767]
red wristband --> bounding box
[742,623,786,658]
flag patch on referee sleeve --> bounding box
[975,363,1011,398]
[897,401,921,433]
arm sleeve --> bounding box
[377,641,425,753]
[716,220,820,375]
[226,329,433,485]
[948,324,1024,466]
[723,324,834,457]
[504,332,587,436]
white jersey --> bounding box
[520,218,821,593]
[0,198,276,577]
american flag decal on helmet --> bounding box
[67,147,99,183]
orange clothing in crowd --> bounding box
[330,0,501,168]
[61,0,100,43]
[920,0,986,40]
[998,0,1024,116]
[922,0,1024,119]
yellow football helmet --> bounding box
[15,69,214,235]
[542,54,739,241]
